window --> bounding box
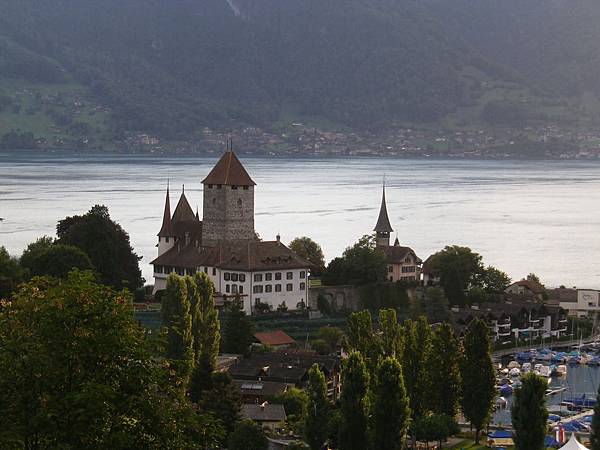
[388,266,393,273]
[232,185,238,190]
[239,286,244,294]
[253,285,263,294]
[226,285,230,293]
[154,265,162,273]
[286,283,293,292]
[212,268,216,276]
[164,266,172,273]
[204,267,208,273]
[224,272,231,281]
[208,184,213,189]
[165,237,169,243]
[405,257,412,263]
[254,274,263,282]
[255,298,261,305]
[300,271,306,279]
[240,274,246,282]
[217,185,222,189]
[300,282,306,291]
[265,285,273,293]
[286,272,293,280]
[265,273,272,281]
[275,272,282,281]
[275,284,282,292]
[176,267,184,276]
[243,186,249,190]
[189,268,196,275]
[231,273,239,282]
[232,285,238,294]
[402,266,416,273]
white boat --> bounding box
[556,365,568,376]
[507,361,521,369]
[522,362,532,373]
[509,367,521,377]
[537,365,552,378]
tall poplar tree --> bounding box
[403,317,432,419]
[162,274,194,385]
[305,364,330,450]
[346,310,374,355]
[339,352,370,450]
[372,357,410,450]
[428,322,461,416]
[591,383,600,450]
[512,373,548,450]
[460,318,496,444]
[379,308,403,358]
[221,295,254,356]
[195,272,220,368]
[185,276,202,362]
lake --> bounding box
[2,151,600,287]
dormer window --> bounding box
[208,184,213,189]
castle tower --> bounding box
[157,183,175,256]
[374,183,393,248]
[201,150,256,246]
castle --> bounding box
[151,150,311,314]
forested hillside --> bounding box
[0,0,599,146]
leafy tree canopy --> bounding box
[323,235,387,286]
[0,246,25,299]
[24,243,94,279]
[0,271,223,449]
[57,205,143,290]
[289,237,326,277]
[228,420,268,450]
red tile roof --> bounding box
[202,151,256,186]
[254,330,296,347]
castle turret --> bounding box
[374,184,393,248]
[201,150,256,246]
[157,183,175,256]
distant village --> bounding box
[127,124,600,159]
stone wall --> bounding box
[309,285,362,312]
[202,184,255,245]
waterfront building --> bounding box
[373,184,421,282]
[151,150,311,314]
[559,288,600,319]
[505,277,546,301]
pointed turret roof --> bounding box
[172,186,196,223]
[374,185,393,233]
[158,183,173,237]
[202,151,256,186]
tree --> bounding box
[378,308,403,358]
[0,246,25,299]
[57,205,143,289]
[289,237,326,277]
[346,310,374,355]
[402,317,433,420]
[24,244,94,279]
[591,382,600,450]
[372,357,410,450]
[427,246,484,306]
[221,296,254,356]
[322,235,387,286]
[305,364,330,450]
[162,274,194,386]
[228,420,267,450]
[19,235,54,272]
[481,266,512,295]
[512,373,548,450]
[423,286,450,323]
[194,272,220,368]
[200,372,241,436]
[460,318,496,444]
[0,271,223,449]
[339,352,370,450]
[316,293,333,315]
[317,326,344,354]
[428,322,461,417]
[413,414,458,449]
[273,387,308,434]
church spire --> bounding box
[157,181,173,237]
[374,182,393,247]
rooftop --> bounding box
[202,150,256,186]
[254,330,296,347]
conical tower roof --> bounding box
[157,183,173,237]
[374,185,393,233]
[202,150,256,186]
[172,186,196,223]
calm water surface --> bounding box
[1,151,600,286]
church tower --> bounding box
[374,183,393,248]
[201,149,256,246]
